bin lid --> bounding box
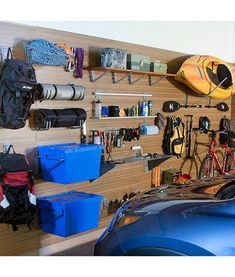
[38,190,103,206]
[57,144,103,153]
[38,143,103,154]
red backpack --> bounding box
[0,146,36,231]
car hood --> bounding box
[124,175,235,212]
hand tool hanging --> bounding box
[106,130,114,163]
[184,115,193,158]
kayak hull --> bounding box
[175,55,235,99]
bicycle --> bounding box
[199,130,235,178]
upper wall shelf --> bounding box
[85,67,176,86]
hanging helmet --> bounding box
[199,116,211,133]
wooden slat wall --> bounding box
[0,22,231,255]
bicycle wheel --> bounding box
[225,154,235,175]
[199,155,218,179]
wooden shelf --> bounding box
[94,116,157,119]
[85,67,175,85]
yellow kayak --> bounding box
[175,55,235,99]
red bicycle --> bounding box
[199,130,235,178]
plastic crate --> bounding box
[38,190,103,237]
[37,143,103,184]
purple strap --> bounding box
[75,48,84,78]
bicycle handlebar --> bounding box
[208,130,235,137]
[193,128,234,136]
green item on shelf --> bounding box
[101,48,127,69]
[127,54,150,72]
[150,60,167,73]
[148,100,152,116]
[162,169,182,184]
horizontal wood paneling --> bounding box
[0,22,231,255]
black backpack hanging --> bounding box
[0,48,37,129]
[162,116,186,157]
[0,145,37,231]
[219,116,235,147]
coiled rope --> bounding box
[24,39,68,66]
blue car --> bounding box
[94,176,235,256]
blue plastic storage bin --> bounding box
[38,190,103,237]
[37,143,103,184]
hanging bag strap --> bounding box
[5,144,16,154]
[7,48,13,60]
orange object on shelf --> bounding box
[152,165,161,187]
[177,174,192,185]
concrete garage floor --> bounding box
[35,228,106,256]
[53,240,96,256]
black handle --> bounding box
[7,48,13,59]
[5,144,15,154]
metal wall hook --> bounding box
[128,73,146,85]
[112,72,130,84]
[148,75,167,86]
[89,69,110,82]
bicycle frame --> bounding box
[208,137,235,176]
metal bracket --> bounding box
[148,75,167,86]
[112,72,130,84]
[89,69,110,82]
[208,97,212,107]
[206,77,228,97]
[144,160,149,172]
[128,73,146,85]
[184,94,189,108]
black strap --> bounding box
[7,48,13,60]
[12,224,18,231]
[5,144,16,154]
[52,85,58,100]
[70,84,76,100]
[27,221,32,231]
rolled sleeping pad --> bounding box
[36,84,86,100]
[34,108,87,130]
[140,125,160,135]
[34,109,58,130]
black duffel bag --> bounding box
[34,108,87,130]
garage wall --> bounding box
[0,22,231,255]
[17,21,235,62]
